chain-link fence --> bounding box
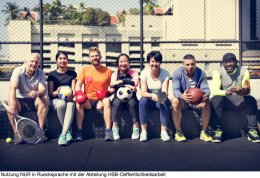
[1,0,260,80]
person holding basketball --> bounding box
[139,51,171,142]
[75,47,113,141]
[171,54,212,142]
[47,52,77,146]
[7,53,48,144]
[211,53,260,143]
[110,53,140,140]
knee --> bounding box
[139,97,148,107]
[56,100,66,110]
[246,96,257,105]
[102,98,111,108]
[112,98,121,107]
[36,101,48,112]
[198,100,211,110]
[211,96,223,103]
[67,102,75,110]
[128,99,137,108]
[171,97,180,109]
[76,102,84,110]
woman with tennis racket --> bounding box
[47,52,77,146]
[6,53,48,144]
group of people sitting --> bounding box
[5,47,260,145]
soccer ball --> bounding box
[58,86,72,101]
[116,87,133,102]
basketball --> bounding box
[116,87,133,102]
[58,86,72,101]
[186,87,204,105]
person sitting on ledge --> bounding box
[139,51,171,142]
[171,54,212,142]
[74,47,113,141]
[47,51,77,146]
[211,52,260,143]
[6,53,48,144]
[110,53,140,141]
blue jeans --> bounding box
[139,97,171,127]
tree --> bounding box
[79,2,86,11]
[64,5,79,24]
[143,0,156,6]
[43,0,65,23]
[118,10,127,26]
[81,7,96,25]
[2,2,20,21]
[95,8,110,26]
[129,8,140,15]
[144,4,154,15]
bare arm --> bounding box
[75,80,84,92]
[8,81,19,115]
[71,79,76,95]
[48,81,59,98]
[140,80,158,101]
[161,79,169,97]
[37,82,46,97]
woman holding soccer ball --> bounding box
[110,53,140,140]
[47,52,77,146]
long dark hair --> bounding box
[116,53,130,66]
[55,51,68,61]
[116,53,131,80]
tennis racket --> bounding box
[2,102,42,144]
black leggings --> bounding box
[211,95,258,129]
[111,97,139,123]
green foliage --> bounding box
[82,8,96,25]
[129,8,140,15]
[144,4,154,15]
[2,2,20,21]
[95,8,110,26]
[41,0,111,26]
[118,10,126,26]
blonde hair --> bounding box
[88,46,101,55]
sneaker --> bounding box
[212,129,223,143]
[41,129,48,142]
[131,127,140,140]
[105,129,114,141]
[74,130,84,141]
[66,131,73,142]
[58,134,68,146]
[161,130,170,142]
[200,130,212,142]
[14,132,23,144]
[139,130,148,142]
[247,129,260,143]
[112,128,120,140]
[175,130,186,142]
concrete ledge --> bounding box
[0,103,258,140]
[47,108,175,139]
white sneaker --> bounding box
[161,130,170,142]
[112,128,120,140]
[139,130,148,142]
[131,127,140,140]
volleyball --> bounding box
[58,86,72,101]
